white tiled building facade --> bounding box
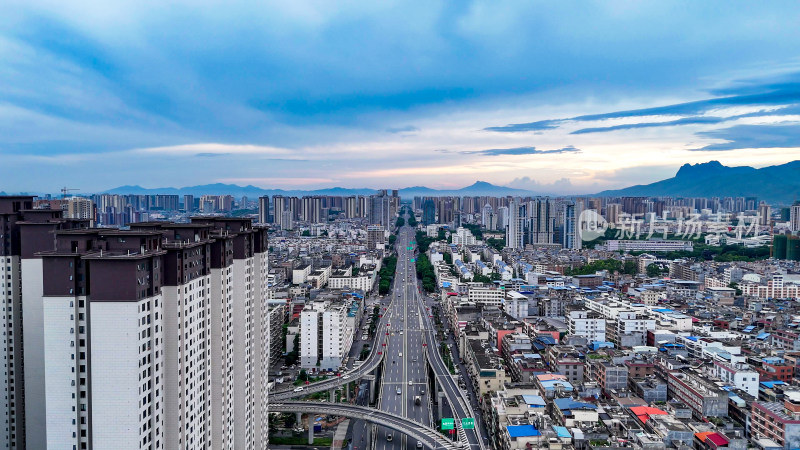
[3,209,274,450]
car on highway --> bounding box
[396,388,401,395]
[342,375,350,379]
[417,441,423,448]
[386,434,393,442]
[399,352,403,358]
[293,387,304,393]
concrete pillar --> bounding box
[308,420,314,445]
[345,382,350,401]
[369,377,377,404]
[296,412,302,428]
[367,425,373,449]
[438,391,445,419]
[330,388,336,403]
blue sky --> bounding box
[2,1,800,193]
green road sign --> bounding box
[441,418,454,430]
[462,418,475,429]
[407,246,412,250]
[410,258,415,263]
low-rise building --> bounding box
[712,361,760,397]
[592,360,629,394]
[751,392,800,450]
[293,264,312,284]
[568,310,607,342]
[468,286,504,306]
[755,357,794,383]
[552,397,598,427]
[667,371,729,419]
[463,339,508,395]
[630,377,668,403]
[545,346,585,385]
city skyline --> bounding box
[3,2,800,192]
[6,2,800,450]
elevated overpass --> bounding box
[271,402,462,450]
[270,343,386,401]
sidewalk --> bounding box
[331,419,350,450]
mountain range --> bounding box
[5,160,798,205]
[595,160,800,204]
[101,180,535,199]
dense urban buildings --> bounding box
[3,188,800,450]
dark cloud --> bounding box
[385,125,419,134]
[484,120,562,133]
[486,74,800,134]
[572,83,800,122]
[461,145,580,156]
[691,123,800,151]
[570,116,727,134]
[4,2,800,190]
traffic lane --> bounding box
[411,285,482,448]
[380,238,430,448]
[420,341,481,446]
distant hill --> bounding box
[596,160,800,204]
[104,184,377,198]
[102,180,534,199]
[26,162,799,204]
[399,181,532,198]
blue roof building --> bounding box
[506,424,541,438]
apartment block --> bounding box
[300,301,355,370]
[0,197,93,450]
[567,310,607,343]
[10,214,272,450]
[468,286,504,306]
[39,229,166,450]
[607,311,656,348]
[190,217,267,450]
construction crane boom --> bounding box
[60,187,80,199]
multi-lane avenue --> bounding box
[375,223,433,450]
[270,210,485,449]
[405,221,486,450]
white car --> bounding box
[293,387,304,393]
[342,375,351,379]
